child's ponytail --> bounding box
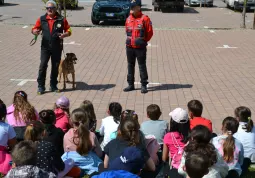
[235,106,253,132]
[71,108,92,155]
[223,131,235,163]
[222,117,239,163]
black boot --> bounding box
[141,85,148,94]
[123,85,135,92]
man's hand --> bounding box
[32,29,40,35]
[58,33,69,39]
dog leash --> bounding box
[29,35,38,46]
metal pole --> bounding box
[200,0,202,7]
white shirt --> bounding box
[99,116,120,150]
[234,122,255,163]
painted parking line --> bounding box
[63,41,81,45]
[148,43,158,47]
[22,26,28,29]
[216,45,237,49]
[204,26,209,29]
[10,79,36,86]
[85,28,90,30]
[209,30,215,33]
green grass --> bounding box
[242,166,255,178]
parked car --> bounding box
[225,0,255,10]
[185,0,214,7]
[0,0,4,5]
[152,0,185,12]
[91,0,131,25]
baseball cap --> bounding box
[109,147,145,174]
[130,0,142,8]
[169,108,188,124]
[56,96,70,109]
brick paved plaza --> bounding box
[1,0,255,133]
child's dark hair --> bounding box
[147,104,161,120]
[184,125,217,167]
[235,106,253,133]
[11,140,37,166]
[39,110,56,137]
[185,152,210,178]
[187,100,203,117]
[222,117,239,163]
[80,100,97,132]
[109,102,122,124]
[24,120,45,142]
[0,99,7,121]
[71,108,92,155]
[118,118,140,146]
[13,91,36,123]
[170,118,190,143]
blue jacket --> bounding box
[62,151,102,175]
[92,170,140,178]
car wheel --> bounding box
[0,0,4,5]
[177,5,184,12]
[154,6,159,11]
[91,17,100,25]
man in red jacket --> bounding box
[32,1,72,95]
[123,0,153,94]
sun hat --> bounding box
[169,108,189,124]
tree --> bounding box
[241,0,248,28]
[42,0,76,18]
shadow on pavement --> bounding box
[161,7,199,13]
[0,16,22,22]
[0,3,19,6]
[141,7,152,11]
[61,81,116,92]
[99,21,125,26]
[148,84,193,91]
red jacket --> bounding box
[190,117,213,132]
[54,108,71,133]
[125,12,153,48]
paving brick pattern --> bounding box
[1,22,255,133]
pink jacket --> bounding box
[54,108,70,133]
[0,146,12,175]
[63,128,102,158]
[6,104,39,127]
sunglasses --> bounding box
[46,6,56,10]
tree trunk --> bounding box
[63,0,66,18]
[241,0,247,28]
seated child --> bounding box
[162,108,190,170]
[178,125,229,178]
[80,100,97,132]
[64,108,102,158]
[187,100,212,132]
[185,152,210,178]
[92,147,145,178]
[141,104,168,145]
[234,106,255,165]
[62,109,102,176]
[54,96,71,133]
[212,117,244,177]
[99,102,122,150]
[6,140,56,178]
[0,99,16,175]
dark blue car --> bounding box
[91,0,131,25]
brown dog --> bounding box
[58,53,77,90]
